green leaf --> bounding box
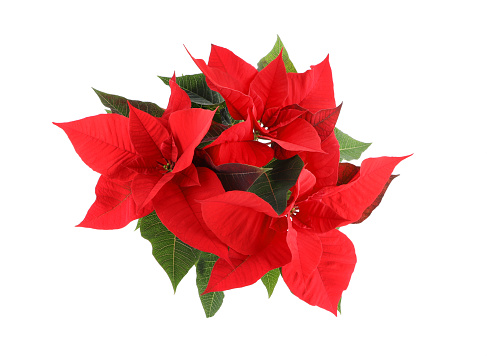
[199,122,228,146]
[159,73,224,106]
[197,150,269,191]
[220,107,238,126]
[257,35,297,73]
[214,163,268,192]
[337,297,342,314]
[92,88,165,118]
[334,127,372,161]
[139,212,200,292]
[261,268,280,298]
[196,252,224,318]
[247,156,304,215]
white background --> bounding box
[1,1,486,355]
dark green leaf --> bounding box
[196,252,224,318]
[159,73,224,106]
[338,297,342,314]
[261,268,280,298]
[220,107,238,126]
[215,164,268,192]
[92,88,165,118]
[257,35,297,73]
[247,156,304,215]
[334,127,372,161]
[200,122,228,144]
[197,150,269,191]
[139,212,200,292]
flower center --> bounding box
[289,206,300,221]
[157,159,175,172]
[259,121,269,131]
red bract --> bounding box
[54,112,148,229]
[203,118,274,167]
[77,176,154,229]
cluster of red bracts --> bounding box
[55,45,408,315]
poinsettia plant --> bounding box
[54,36,409,317]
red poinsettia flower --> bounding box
[198,154,409,314]
[187,45,340,159]
[54,76,209,223]
[54,109,153,229]
[55,76,233,259]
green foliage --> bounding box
[247,155,304,215]
[257,35,297,73]
[196,252,225,318]
[138,212,200,292]
[209,162,268,192]
[159,73,224,106]
[92,88,164,118]
[335,127,372,161]
[198,122,228,149]
[219,107,238,126]
[261,268,280,298]
[337,297,342,314]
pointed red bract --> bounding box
[262,105,303,131]
[204,119,273,166]
[282,229,356,315]
[337,162,361,185]
[201,191,279,255]
[285,222,323,284]
[160,73,192,123]
[206,45,258,93]
[205,118,253,146]
[249,50,288,118]
[153,168,229,259]
[303,103,342,141]
[264,118,323,153]
[129,103,169,165]
[131,172,175,210]
[285,168,316,215]
[54,114,138,181]
[172,164,200,187]
[204,229,291,293]
[299,133,340,191]
[170,108,214,173]
[205,141,274,167]
[319,155,411,226]
[187,47,255,121]
[284,55,336,112]
[78,175,153,229]
[353,174,399,224]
